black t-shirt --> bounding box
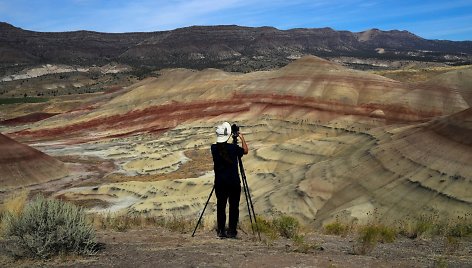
[211,142,244,186]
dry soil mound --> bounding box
[0,133,68,189]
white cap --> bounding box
[215,122,231,143]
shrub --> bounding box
[324,220,350,236]
[251,216,279,241]
[379,225,397,243]
[399,214,444,239]
[447,215,472,238]
[273,215,300,239]
[414,217,436,237]
[354,225,379,255]
[292,234,323,253]
[243,214,301,243]
[353,224,397,255]
[3,195,97,259]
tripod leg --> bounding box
[245,178,261,241]
[192,186,214,237]
[238,157,262,240]
[238,157,261,241]
[242,176,255,235]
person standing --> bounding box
[211,122,248,238]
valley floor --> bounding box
[1,227,471,267]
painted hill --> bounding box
[14,57,466,227]
[425,67,472,106]
[0,133,68,189]
[10,56,469,142]
[311,107,472,226]
[52,107,472,226]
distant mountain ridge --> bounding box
[1,22,471,73]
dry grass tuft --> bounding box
[162,215,197,233]
[447,214,472,238]
[291,234,323,254]
[397,214,443,239]
[91,213,197,234]
[0,190,29,216]
[0,190,30,236]
[323,217,352,237]
[353,223,397,255]
[243,216,279,244]
[242,214,315,251]
[322,210,472,255]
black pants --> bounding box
[215,183,241,233]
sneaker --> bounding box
[227,229,237,239]
[217,229,227,238]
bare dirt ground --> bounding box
[1,227,471,267]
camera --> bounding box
[231,124,239,137]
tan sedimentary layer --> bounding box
[55,109,472,225]
[310,109,472,226]
[425,67,472,106]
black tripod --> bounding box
[237,149,261,241]
[191,185,214,237]
[192,133,261,240]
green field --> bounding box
[0,97,49,105]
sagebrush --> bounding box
[3,195,98,259]
[273,215,300,239]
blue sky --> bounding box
[1,0,471,40]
